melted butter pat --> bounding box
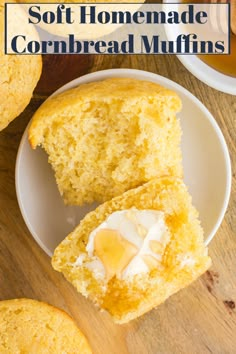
[94,228,138,280]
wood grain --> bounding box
[0,54,236,354]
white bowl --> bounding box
[163,0,236,95]
[15,69,231,257]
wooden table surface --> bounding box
[0,54,235,354]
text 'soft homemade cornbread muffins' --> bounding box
[29,78,183,205]
[0,298,92,354]
[0,0,42,131]
[52,177,211,324]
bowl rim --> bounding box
[176,55,236,96]
[162,1,236,95]
[15,68,232,254]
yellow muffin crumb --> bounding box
[0,298,92,353]
[29,78,182,205]
[52,177,211,324]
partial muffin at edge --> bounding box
[0,298,92,353]
[0,0,42,131]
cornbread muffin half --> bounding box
[0,0,42,131]
[29,78,182,205]
[52,177,211,324]
[0,298,92,354]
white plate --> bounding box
[15,69,231,257]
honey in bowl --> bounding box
[181,0,236,77]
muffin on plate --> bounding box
[52,177,211,324]
[29,78,182,205]
[0,298,92,353]
[0,0,42,131]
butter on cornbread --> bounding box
[29,78,182,205]
[52,177,211,324]
[0,298,92,353]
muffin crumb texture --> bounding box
[29,78,182,205]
